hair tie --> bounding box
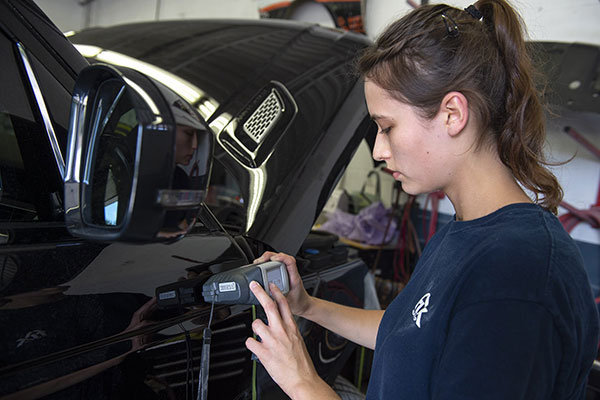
[464,5,483,20]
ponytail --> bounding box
[475,0,562,213]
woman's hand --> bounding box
[253,252,312,317]
[245,281,338,399]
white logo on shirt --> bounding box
[412,293,431,328]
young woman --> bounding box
[245,1,600,398]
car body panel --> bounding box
[0,3,372,399]
[70,20,374,255]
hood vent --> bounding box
[219,81,297,169]
[243,90,282,145]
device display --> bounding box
[201,261,289,305]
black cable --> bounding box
[207,300,215,327]
[187,330,194,399]
[197,301,215,400]
[180,323,193,400]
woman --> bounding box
[245,1,599,398]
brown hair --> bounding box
[358,0,563,214]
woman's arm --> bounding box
[302,295,384,350]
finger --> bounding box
[245,337,263,359]
[253,251,277,264]
[271,253,301,281]
[270,283,294,326]
[251,317,269,339]
[271,252,295,265]
[249,281,283,329]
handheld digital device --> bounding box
[201,261,289,305]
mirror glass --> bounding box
[157,96,212,238]
[87,80,138,228]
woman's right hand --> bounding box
[253,251,312,317]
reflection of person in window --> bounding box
[175,123,198,167]
[170,124,198,199]
[162,99,206,236]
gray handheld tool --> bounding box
[201,261,289,305]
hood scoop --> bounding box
[243,89,282,146]
[218,81,297,168]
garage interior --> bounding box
[3,0,599,398]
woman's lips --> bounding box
[392,171,402,180]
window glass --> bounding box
[0,112,36,221]
[205,159,246,234]
[29,53,73,154]
[0,34,47,222]
[0,37,33,121]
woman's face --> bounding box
[175,124,198,165]
[365,80,454,195]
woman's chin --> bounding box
[400,182,428,197]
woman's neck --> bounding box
[445,149,532,221]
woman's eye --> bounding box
[378,127,391,135]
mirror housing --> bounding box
[65,64,213,242]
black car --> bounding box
[0,1,375,399]
[2,1,599,399]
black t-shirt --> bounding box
[367,203,599,399]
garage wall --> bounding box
[35,0,261,32]
[365,0,600,46]
[36,0,600,46]
[35,0,600,248]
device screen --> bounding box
[266,266,284,291]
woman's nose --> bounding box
[372,134,389,162]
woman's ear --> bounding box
[440,91,469,137]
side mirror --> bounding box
[64,64,213,242]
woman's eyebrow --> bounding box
[370,114,390,121]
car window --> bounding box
[28,53,72,155]
[0,33,55,222]
[205,159,246,234]
[0,113,37,221]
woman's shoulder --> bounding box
[448,203,587,309]
[448,203,574,259]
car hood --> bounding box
[70,19,373,254]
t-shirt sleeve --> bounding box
[431,299,562,399]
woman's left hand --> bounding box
[245,281,338,399]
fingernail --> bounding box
[250,281,258,289]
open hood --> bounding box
[71,19,374,254]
